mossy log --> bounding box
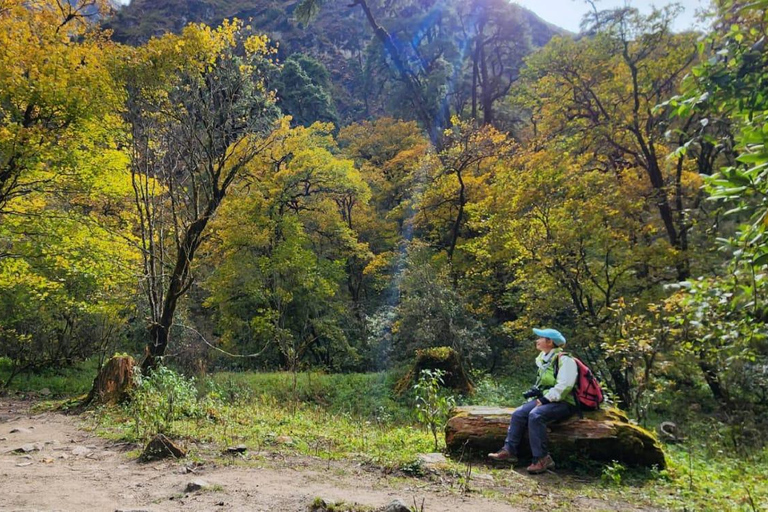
[445,405,666,468]
[84,355,136,405]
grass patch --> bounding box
[208,371,410,422]
[0,357,98,397]
[94,390,435,472]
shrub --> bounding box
[126,366,208,439]
[413,369,456,451]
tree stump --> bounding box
[84,355,136,405]
[445,405,666,468]
[141,433,187,461]
[395,347,473,395]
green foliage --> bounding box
[463,374,530,407]
[126,366,213,439]
[274,54,338,126]
[601,460,626,487]
[413,369,456,451]
[209,371,407,421]
[0,357,98,397]
[393,244,487,364]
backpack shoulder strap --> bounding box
[553,351,567,378]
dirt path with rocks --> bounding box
[0,399,657,512]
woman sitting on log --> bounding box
[488,328,577,474]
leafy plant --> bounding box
[126,366,207,439]
[413,369,456,451]
[601,460,626,487]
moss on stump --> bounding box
[445,405,666,468]
[395,347,474,395]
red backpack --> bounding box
[554,353,604,411]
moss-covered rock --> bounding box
[445,405,666,468]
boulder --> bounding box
[445,405,666,469]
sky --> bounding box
[514,0,711,33]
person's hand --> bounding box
[535,399,542,407]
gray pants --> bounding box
[503,400,576,460]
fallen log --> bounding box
[445,405,666,469]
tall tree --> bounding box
[461,0,530,126]
[204,121,370,371]
[0,0,117,220]
[120,21,280,371]
[517,7,698,278]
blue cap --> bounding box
[533,328,566,346]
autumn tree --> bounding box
[204,121,370,371]
[472,142,703,405]
[0,0,138,385]
[516,7,699,279]
[416,118,513,263]
[338,118,429,327]
[120,21,280,371]
[0,0,117,219]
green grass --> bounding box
[0,357,98,397]
[94,389,435,472]
[208,371,411,422]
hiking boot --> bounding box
[526,454,555,474]
[488,449,516,463]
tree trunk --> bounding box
[446,406,666,468]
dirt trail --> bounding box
[0,399,529,512]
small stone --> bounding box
[381,499,410,512]
[225,444,247,454]
[184,480,209,493]
[275,435,293,445]
[9,428,31,434]
[15,462,33,467]
[473,473,494,482]
[13,443,41,453]
[71,446,92,457]
[40,388,51,396]
[417,453,447,465]
[115,509,151,512]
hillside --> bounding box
[105,0,567,124]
